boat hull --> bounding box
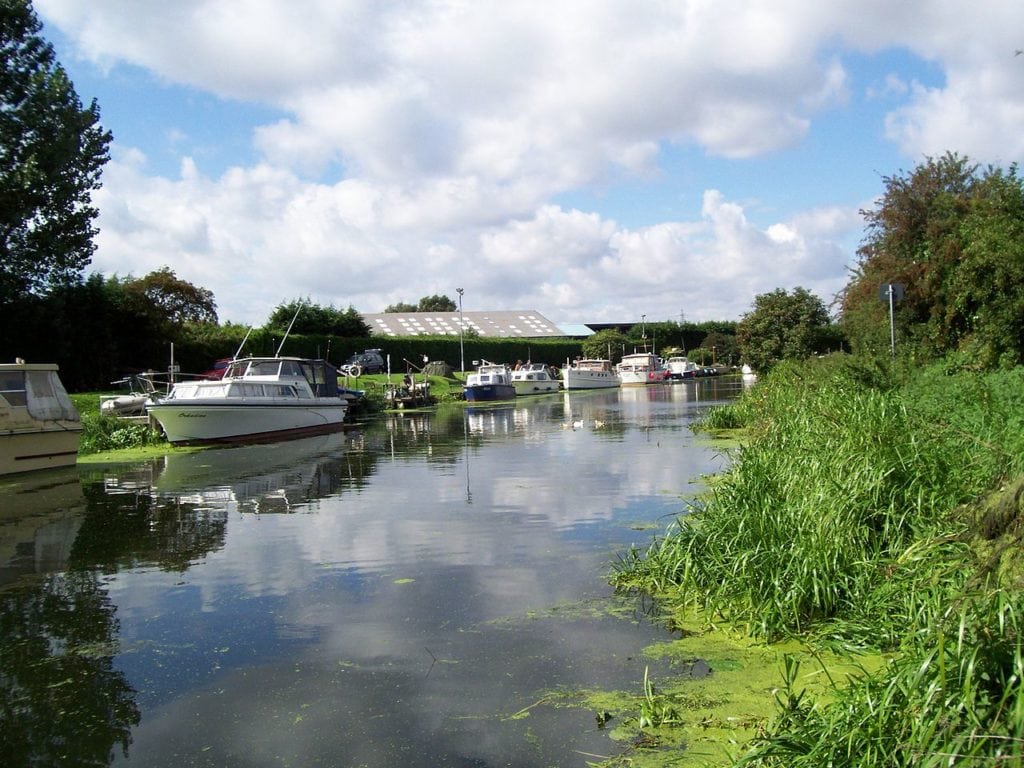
[511,380,559,396]
[147,401,348,445]
[562,371,619,390]
[463,384,516,402]
[0,426,82,475]
[617,371,669,386]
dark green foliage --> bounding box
[0,0,112,303]
[384,294,457,312]
[842,153,1024,367]
[265,299,371,337]
[582,329,630,361]
[735,287,834,373]
[384,301,418,312]
[415,294,456,312]
[121,266,217,326]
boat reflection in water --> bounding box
[0,467,84,584]
[150,430,364,515]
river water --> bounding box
[1,379,743,767]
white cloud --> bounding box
[33,0,1024,326]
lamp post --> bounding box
[456,287,465,374]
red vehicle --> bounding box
[201,358,232,380]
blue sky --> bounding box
[33,1,1024,328]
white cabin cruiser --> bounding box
[617,352,669,386]
[146,356,348,445]
[561,359,619,390]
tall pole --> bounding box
[457,287,465,374]
[888,284,896,359]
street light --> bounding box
[456,287,465,374]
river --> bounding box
[1,378,743,767]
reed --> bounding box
[613,357,1024,643]
[613,355,1024,766]
[740,588,1024,766]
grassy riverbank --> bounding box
[611,355,1024,765]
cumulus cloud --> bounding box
[33,0,1024,324]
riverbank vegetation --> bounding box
[611,356,1024,765]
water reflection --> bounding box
[1,382,743,767]
[0,469,140,767]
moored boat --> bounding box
[617,352,669,386]
[0,360,82,475]
[561,358,619,390]
[146,356,348,445]
[510,363,560,396]
[463,361,516,402]
[665,356,699,380]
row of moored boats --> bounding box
[464,353,711,402]
[1,350,716,477]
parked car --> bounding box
[201,358,232,379]
[342,349,386,376]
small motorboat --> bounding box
[510,363,560,396]
[463,361,516,402]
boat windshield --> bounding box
[0,371,27,407]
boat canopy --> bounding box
[0,367,79,421]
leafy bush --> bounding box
[79,413,165,455]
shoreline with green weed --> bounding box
[609,355,1024,766]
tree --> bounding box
[700,331,739,366]
[841,153,977,358]
[384,295,457,312]
[266,299,370,337]
[123,267,217,326]
[0,0,112,304]
[736,287,832,373]
[417,294,456,312]
[841,154,1024,366]
[582,329,630,363]
[945,165,1024,367]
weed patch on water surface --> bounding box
[563,612,875,768]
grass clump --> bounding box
[612,356,1024,765]
[741,588,1024,767]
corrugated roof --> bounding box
[362,310,568,338]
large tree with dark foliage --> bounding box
[0,0,112,304]
[842,153,1024,367]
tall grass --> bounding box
[613,357,1024,644]
[740,588,1024,766]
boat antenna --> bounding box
[276,303,303,357]
[233,326,253,360]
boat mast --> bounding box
[233,326,253,360]
[275,304,303,357]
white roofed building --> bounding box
[362,310,574,338]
